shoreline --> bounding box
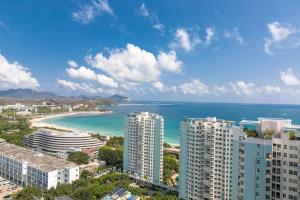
[29,110,180,146]
[30,111,112,132]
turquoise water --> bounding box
[44,102,300,144]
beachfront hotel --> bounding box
[179,117,241,200]
[123,112,164,183]
[23,128,104,157]
[0,140,79,189]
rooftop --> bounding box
[36,128,92,137]
[0,142,78,172]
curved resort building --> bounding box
[23,129,103,157]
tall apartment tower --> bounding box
[123,112,164,183]
[179,117,242,200]
[271,126,300,200]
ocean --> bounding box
[44,101,300,144]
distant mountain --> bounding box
[109,94,130,102]
[0,89,130,103]
[0,89,61,99]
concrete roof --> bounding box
[0,142,78,172]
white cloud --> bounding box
[280,68,300,86]
[67,66,97,80]
[86,43,182,85]
[138,3,149,17]
[171,28,200,52]
[72,0,115,24]
[152,81,164,92]
[213,85,228,95]
[96,74,118,88]
[224,27,245,45]
[68,60,79,68]
[230,81,255,95]
[0,54,39,89]
[138,3,164,32]
[57,79,102,94]
[205,27,215,45]
[66,66,118,88]
[157,50,182,73]
[179,79,208,95]
[259,85,282,94]
[264,21,299,55]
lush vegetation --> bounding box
[106,136,124,148]
[243,127,258,137]
[289,131,296,140]
[163,154,179,185]
[67,152,89,165]
[263,129,276,139]
[14,172,178,200]
[0,114,34,146]
[97,136,124,169]
[98,146,123,168]
[163,142,172,148]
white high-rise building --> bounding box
[271,125,300,200]
[123,112,164,183]
[179,117,242,200]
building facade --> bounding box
[123,112,164,183]
[23,129,103,157]
[234,136,272,200]
[271,126,300,200]
[179,117,242,200]
[0,141,79,189]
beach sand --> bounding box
[30,111,112,131]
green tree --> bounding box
[98,146,123,167]
[13,187,42,200]
[163,142,172,148]
[106,136,124,148]
[80,170,94,179]
[163,155,179,185]
[67,152,89,165]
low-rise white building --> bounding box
[0,141,79,189]
[23,129,104,157]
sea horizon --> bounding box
[42,101,300,145]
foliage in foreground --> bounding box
[98,146,123,168]
[67,151,89,165]
[0,115,34,146]
[14,173,179,200]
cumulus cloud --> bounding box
[72,0,115,24]
[264,21,299,55]
[280,68,300,86]
[57,79,102,94]
[0,54,39,89]
[224,27,245,45]
[179,79,208,95]
[138,3,164,32]
[157,51,182,73]
[86,43,182,84]
[171,28,200,52]
[66,66,118,88]
[213,85,228,95]
[205,27,215,45]
[68,60,79,68]
[259,85,282,94]
[152,81,164,92]
[230,81,255,95]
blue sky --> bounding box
[1,0,300,103]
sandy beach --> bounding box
[30,111,112,131]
